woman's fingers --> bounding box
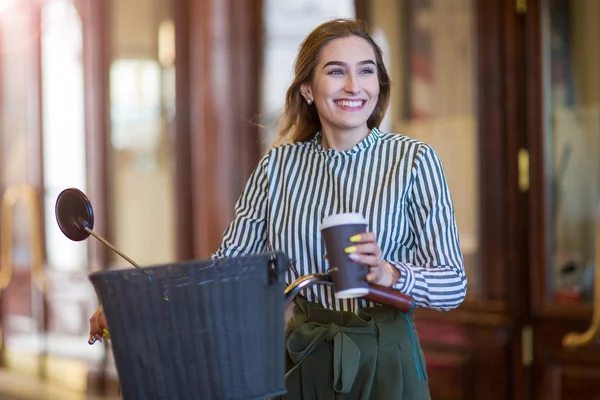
[324,231,389,285]
[348,232,376,244]
[89,308,108,345]
[347,252,380,268]
[367,264,386,282]
[344,242,381,260]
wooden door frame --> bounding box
[78,0,113,394]
[504,0,533,396]
[79,0,112,274]
[171,0,194,261]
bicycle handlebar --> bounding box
[284,273,415,313]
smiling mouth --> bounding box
[335,100,367,109]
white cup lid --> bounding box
[320,213,367,230]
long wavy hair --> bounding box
[271,18,391,147]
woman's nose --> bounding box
[344,75,360,94]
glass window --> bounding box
[41,0,87,272]
[545,0,599,305]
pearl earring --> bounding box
[306,98,313,105]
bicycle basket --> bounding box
[89,252,289,400]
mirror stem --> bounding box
[84,227,141,269]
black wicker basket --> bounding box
[89,252,289,400]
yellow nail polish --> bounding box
[349,234,361,242]
[344,246,357,253]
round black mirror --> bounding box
[55,188,94,242]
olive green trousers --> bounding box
[275,297,431,400]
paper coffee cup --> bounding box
[320,213,369,299]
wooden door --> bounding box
[526,0,600,398]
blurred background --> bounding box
[0,0,598,398]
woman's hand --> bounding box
[344,232,400,287]
[89,305,110,344]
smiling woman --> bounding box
[211,18,465,399]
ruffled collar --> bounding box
[311,128,380,157]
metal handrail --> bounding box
[563,200,600,348]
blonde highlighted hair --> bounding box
[272,18,391,147]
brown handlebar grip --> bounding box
[364,284,415,313]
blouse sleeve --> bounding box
[388,144,467,311]
[211,154,270,259]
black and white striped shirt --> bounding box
[213,128,467,312]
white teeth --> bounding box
[336,100,363,108]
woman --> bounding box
[90,18,466,399]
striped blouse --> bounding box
[212,128,467,312]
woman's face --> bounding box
[301,35,380,137]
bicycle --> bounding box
[55,188,414,400]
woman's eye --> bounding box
[327,68,344,75]
[326,67,375,76]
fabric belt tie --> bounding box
[286,322,374,393]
